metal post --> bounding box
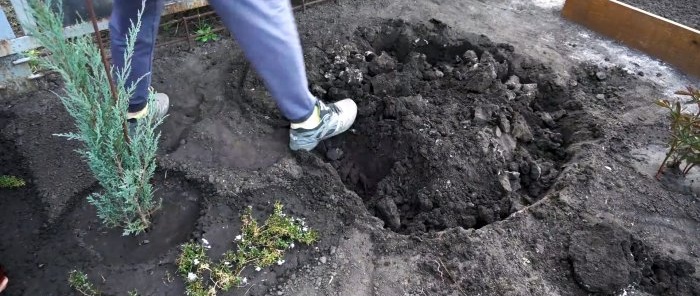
[0,8,32,91]
[8,0,36,35]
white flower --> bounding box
[187,272,198,282]
[224,261,231,266]
[193,259,200,265]
[202,238,211,249]
[242,277,248,284]
[290,243,295,249]
[235,235,242,241]
[302,227,309,232]
[277,259,285,266]
[255,266,261,272]
[280,213,286,217]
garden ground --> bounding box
[0,0,699,295]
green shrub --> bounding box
[656,86,700,178]
[68,270,100,296]
[28,0,163,235]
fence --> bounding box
[0,0,333,91]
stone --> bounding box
[506,90,517,101]
[461,63,497,93]
[499,173,512,192]
[529,163,542,180]
[499,114,511,133]
[596,94,605,100]
[539,112,556,128]
[418,193,433,211]
[368,51,397,75]
[326,147,344,161]
[519,83,538,101]
[311,84,327,97]
[473,107,490,125]
[507,171,521,192]
[340,67,363,86]
[472,104,498,125]
[376,198,401,230]
[462,50,479,65]
[595,71,607,81]
[511,114,533,142]
[477,205,495,224]
[505,75,522,91]
[320,256,328,264]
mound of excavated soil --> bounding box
[309,20,595,234]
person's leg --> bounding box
[110,0,165,114]
[207,0,316,122]
[208,0,357,150]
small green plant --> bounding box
[23,49,42,73]
[656,86,700,178]
[195,23,219,43]
[0,175,26,189]
[28,0,163,235]
[177,202,318,295]
[68,270,101,296]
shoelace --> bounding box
[322,101,341,114]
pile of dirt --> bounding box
[569,223,698,295]
[621,0,700,30]
[305,20,597,234]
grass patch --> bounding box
[0,175,25,189]
[177,202,318,295]
[68,270,100,296]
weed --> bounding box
[195,23,219,43]
[177,202,318,295]
[161,21,178,37]
[27,0,163,235]
[68,270,101,296]
[656,86,700,178]
[0,175,25,189]
[22,49,41,73]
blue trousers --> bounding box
[110,0,317,122]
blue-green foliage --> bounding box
[28,0,163,235]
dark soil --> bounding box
[0,10,699,296]
[315,20,587,234]
[622,0,700,30]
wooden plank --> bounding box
[562,0,700,78]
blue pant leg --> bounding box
[208,0,317,122]
[110,0,164,113]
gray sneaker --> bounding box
[127,92,170,136]
[290,99,358,151]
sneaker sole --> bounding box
[289,140,320,151]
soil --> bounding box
[1,2,700,296]
[622,0,700,30]
[0,0,22,37]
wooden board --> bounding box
[562,0,700,78]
